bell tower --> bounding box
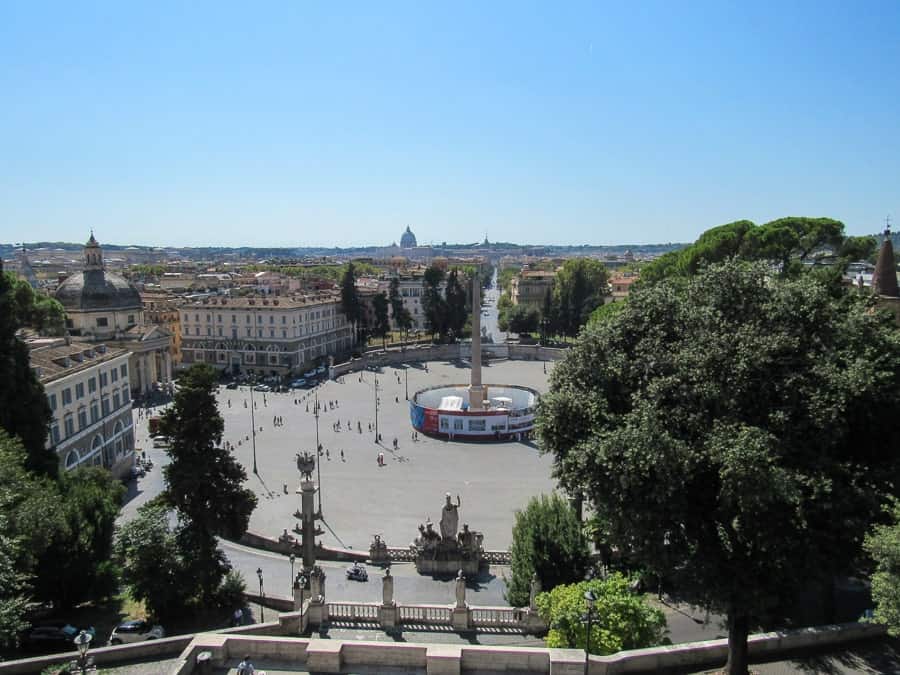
[83,231,104,271]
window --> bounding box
[64,413,74,437]
[113,391,120,409]
[195,314,200,322]
[282,329,287,338]
[184,326,190,336]
[453,418,463,430]
[96,317,108,327]
[232,315,236,323]
[206,327,212,336]
[49,393,57,411]
[51,423,60,445]
[65,450,80,469]
[111,368,118,382]
[257,315,262,323]
[246,327,251,337]
[440,418,449,430]
[121,364,127,377]
[122,386,130,403]
[206,314,211,323]
[269,315,274,324]
[217,326,222,336]
[75,382,84,399]
[62,388,72,405]
[88,377,96,393]
[282,316,286,324]
[101,395,109,416]
[78,408,88,429]
[100,372,108,387]
[90,400,99,423]
[217,315,222,323]
[127,314,135,325]
[468,419,486,432]
[270,329,275,338]
[246,315,251,323]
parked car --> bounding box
[152,436,168,448]
[346,562,368,582]
[303,370,317,378]
[316,365,327,375]
[225,381,239,390]
[290,378,307,388]
[20,622,96,653]
[252,384,271,392]
[109,619,165,645]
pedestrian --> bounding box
[233,608,243,627]
[340,449,344,461]
[237,654,255,675]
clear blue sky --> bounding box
[1,1,898,248]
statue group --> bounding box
[412,493,485,575]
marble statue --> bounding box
[455,569,467,608]
[382,567,394,606]
[440,493,461,540]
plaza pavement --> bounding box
[217,358,558,551]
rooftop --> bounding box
[181,293,341,309]
[27,339,128,383]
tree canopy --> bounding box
[507,493,589,607]
[160,364,257,601]
[536,574,666,654]
[371,292,390,349]
[553,258,609,337]
[864,501,900,636]
[0,266,57,477]
[537,260,900,674]
[422,265,447,341]
[640,217,876,285]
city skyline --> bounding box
[1,1,899,247]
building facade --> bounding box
[29,338,135,478]
[54,234,173,397]
[142,291,184,366]
[510,270,556,310]
[179,292,354,377]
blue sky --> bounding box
[1,1,898,247]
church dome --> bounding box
[54,234,142,311]
[400,226,417,249]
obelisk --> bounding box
[468,273,486,410]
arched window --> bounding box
[65,449,80,469]
[92,434,104,452]
[113,421,124,455]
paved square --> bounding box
[218,358,557,551]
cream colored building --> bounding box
[179,292,354,377]
[29,338,134,478]
[54,234,173,397]
[510,270,556,310]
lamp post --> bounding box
[73,629,92,675]
[289,553,296,592]
[374,374,380,443]
[257,567,265,623]
[314,389,322,516]
[404,365,409,401]
[583,589,596,675]
[249,375,258,475]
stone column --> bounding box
[379,567,398,628]
[468,274,485,410]
[451,570,470,630]
[299,480,318,570]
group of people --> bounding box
[272,415,285,427]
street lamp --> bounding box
[248,375,258,474]
[404,365,408,401]
[257,567,265,623]
[374,374,380,443]
[289,553,296,591]
[583,589,596,675]
[73,629,92,675]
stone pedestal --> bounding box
[415,557,481,576]
[378,604,398,628]
[451,606,470,631]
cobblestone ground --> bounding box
[217,358,557,551]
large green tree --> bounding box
[160,364,257,602]
[371,292,391,350]
[553,259,608,337]
[340,262,364,345]
[507,493,589,607]
[444,270,468,341]
[864,501,900,635]
[536,574,666,654]
[538,260,900,675]
[506,305,540,335]
[388,277,413,342]
[422,265,446,342]
[641,217,876,285]
[0,434,31,648]
[0,265,56,477]
[32,467,124,608]
[115,503,189,621]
